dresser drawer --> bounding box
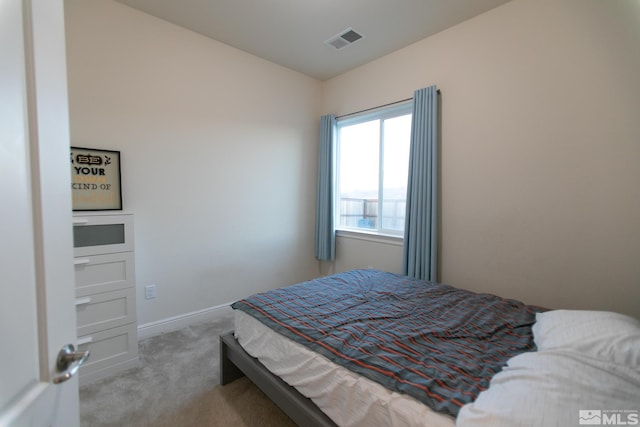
[74,252,135,296]
[73,214,133,257]
[77,324,138,380]
[76,288,136,336]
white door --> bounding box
[0,0,80,426]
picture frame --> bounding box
[70,147,123,211]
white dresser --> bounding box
[72,212,138,384]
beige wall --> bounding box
[65,0,640,324]
[64,0,322,324]
[322,0,640,318]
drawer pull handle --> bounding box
[75,297,91,306]
[73,218,89,225]
[76,336,93,346]
[74,258,91,266]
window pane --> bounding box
[335,103,412,236]
[338,120,379,229]
[382,114,411,231]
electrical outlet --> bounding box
[145,284,157,300]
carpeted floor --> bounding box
[79,308,296,427]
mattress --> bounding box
[230,270,640,426]
[235,309,456,427]
[232,269,543,416]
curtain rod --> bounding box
[336,89,440,120]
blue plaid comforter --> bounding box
[232,269,545,416]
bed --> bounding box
[220,269,640,426]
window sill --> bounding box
[335,229,403,247]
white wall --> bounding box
[65,0,640,323]
[322,0,640,318]
[327,233,404,276]
[64,0,322,324]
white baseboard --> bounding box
[137,302,235,340]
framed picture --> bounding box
[70,147,122,211]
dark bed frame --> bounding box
[219,332,338,427]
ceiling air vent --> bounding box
[325,28,364,50]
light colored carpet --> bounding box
[79,309,296,427]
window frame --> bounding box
[334,101,413,238]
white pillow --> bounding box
[532,310,640,368]
[456,350,640,427]
[457,310,640,427]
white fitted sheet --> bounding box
[234,309,456,427]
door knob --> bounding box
[52,344,90,384]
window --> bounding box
[335,103,412,236]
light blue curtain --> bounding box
[403,86,439,281]
[315,114,336,261]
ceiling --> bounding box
[114,0,511,81]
